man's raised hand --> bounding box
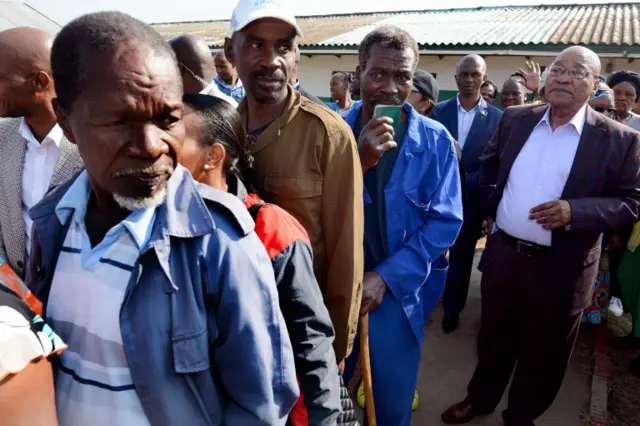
[358,116,397,174]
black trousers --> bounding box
[443,209,483,316]
[467,232,582,426]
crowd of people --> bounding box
[0,0,639,425]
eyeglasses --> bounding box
[593,106,616,115]
[547,64,592,80]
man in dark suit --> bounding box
[432,54,503,333]
[289,46,325,106]
[409,69,466,200]
[442,46,640,426]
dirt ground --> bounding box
[409,250,593,426]
[608,315,640,426]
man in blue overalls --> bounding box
[342,26,463,425]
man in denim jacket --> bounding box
[26,12,298,426]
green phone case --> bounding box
[373,105,403,134]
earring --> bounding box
[204,164,211,170]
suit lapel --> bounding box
[443,98,459,140]
[50,137,83,188]
[496,104,548,187]
[561,107,606,199]
[0,119,27,265]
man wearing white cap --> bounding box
[225,0,364,399]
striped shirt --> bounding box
[47,171,155,426]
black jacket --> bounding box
[295,83,326,106]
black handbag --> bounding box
[337,375,360,426]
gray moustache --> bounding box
[113,165,174,179]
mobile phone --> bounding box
[373,105,403,135]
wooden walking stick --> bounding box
[359,314,377,426]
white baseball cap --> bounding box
[230,0,303,37]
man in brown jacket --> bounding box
[225,0,364,362]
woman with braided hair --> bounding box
[607,70,640,130]
[179,93,359,426]
[330,72,355,113]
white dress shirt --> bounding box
[200,81,238,107]
[456,95,482,148]
[496,104,587,246]
[20,118,63,257]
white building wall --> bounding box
[297,54,640,99]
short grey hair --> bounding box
[52,11,177,111]
[358,26,419,69]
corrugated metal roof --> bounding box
[152,3,640,49]
[152,21,230,47]
[323,4,640,47]
[0,1,60,35]
[153,13,389,47]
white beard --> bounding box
[112,189,167,211]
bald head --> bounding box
[169,34,214,92]
[0,27,53,73]
[457,54,487,75]
[455,54,488,99]
[556,46,601,76]
[545,46,601,111]
[0,27,55,118]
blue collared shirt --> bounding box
[50,169,156,425]
[55,170,156,269]
[214,76,245,103]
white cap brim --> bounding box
[230,8,303,38]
